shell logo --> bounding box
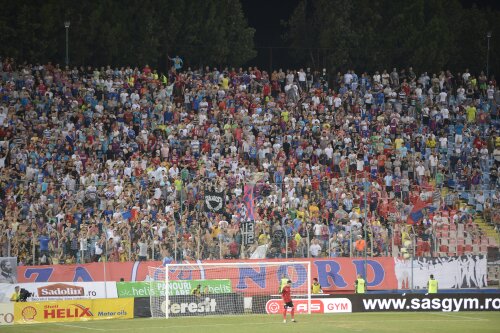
[21,306,37,321]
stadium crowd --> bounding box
[0,56,499,266]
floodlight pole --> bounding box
[64,21,70,67]
[487,31,492,79]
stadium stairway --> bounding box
[473,211,499,247]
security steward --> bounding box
[354,274,367,294]
[311,277,323,294]
[427,274,438,294]
[192,284,202,297]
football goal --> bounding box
[148,261,312,318]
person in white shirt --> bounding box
[429,153,438,176]
[416,162,426,185]
[309,239,322,257]
[334,95,342,109]
[457,86,466,103]
[438,90,447,105]
[364,91,373,107]
[344,71,353,87]
[439,136,448,151]
[297,69,306,91]
[441,107,449,125]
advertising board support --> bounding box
[410,225,415,291]
[104,248,108,299]
[165,265,169,319]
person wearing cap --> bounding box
[354,234,366,257]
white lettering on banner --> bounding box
[163,299,217,314]
[323,298,352,313]
[296,302,322,313]
[38,283,84,296]
[265,298,352,314]
[0,282,117,303]
[0,304,14,326]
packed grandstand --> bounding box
[0,57,499,271]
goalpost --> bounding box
[148,261,312,318]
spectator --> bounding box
[0,58,497,266]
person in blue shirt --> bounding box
[38,231,50,261]
[168,55,183,71]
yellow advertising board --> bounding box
[14,298,134,324]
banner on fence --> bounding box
[117,279,232,298]
[16,255,487,293]
[0,257,17,284]
[265,298,352,314]
[353,293,500,312]
[204,190,225,213]
[157,293,244,317]
[394,255,488,289]
[0,282,117,303]
[259,293,500,313]
[14,298,133,324]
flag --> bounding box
[121,210,132,220]
[204,190,225,213]
[243,184,255,221]
[407,197,436,224]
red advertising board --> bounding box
[18,258,398,292]
[266,298,353,314]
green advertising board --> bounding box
[117,279,232,298]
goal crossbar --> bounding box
[151,261,312,318]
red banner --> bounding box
[18,258,398,293]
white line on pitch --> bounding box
[431,313,488,321]
[55,323,106,331]
[102,318,486,331]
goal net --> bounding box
[148,261,311,318]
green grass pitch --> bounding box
[4,312,499,333]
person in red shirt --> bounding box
[281,280,296,323]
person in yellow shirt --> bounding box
[258,231,270,245]
[311,278,323,294]
[10,286,20,302]
[211,225,221,240]
[466,105,476,123]
[355,274,366,293]
[426,136,436,149]
[427,274,438,294]
[297,207,306,221]
[309,203,319,219]
[221,75,229,90]
[192,284,202,297]
[394,137,404,149]
[294,231,302,245]
[281,110,289,122]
